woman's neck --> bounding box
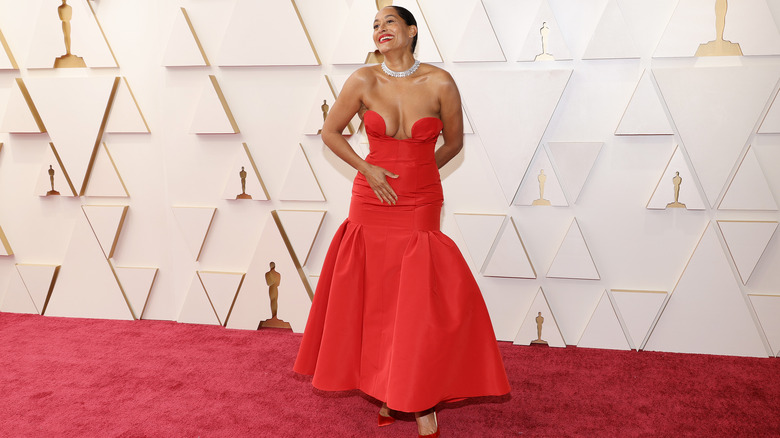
[382,51,416,72]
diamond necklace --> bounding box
[381,59,421,78]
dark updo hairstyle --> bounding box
[391,6,418,54]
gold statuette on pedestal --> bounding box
[236,166,252,199]
[46,165,60,196]
[666,171,686,209]
[695,0,742,57]
[53,1,86,68]
[259,262,292,329]
[531,312,549,345]
[534,22,555,61]
[532,169,552,206]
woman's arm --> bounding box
[435,71,464,169]
[320,68,399,204]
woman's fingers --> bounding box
[366,165,398,204]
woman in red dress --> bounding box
[294,6,510,437]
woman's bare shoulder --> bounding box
[420,63,455,85]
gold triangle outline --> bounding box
[16,78,47,132]
[715,220,779,285]
[197,270,246,326]
[79,77,121,196]
[453,0,506,63]
[208,75,240,134]
[482,215,536,278]
[274,209,326,268]
[111,264,159,320]
[291,0,321,65]
[0,27,19,69]
[81,204,129,259]
[578,289,632,349]
[243,142,270,200]
[180,7,210,66]
[545,217,600,280]
[271,210,315,301]
[16,263,61,316]
[86,0,120,67]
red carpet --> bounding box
[0,312,778,437]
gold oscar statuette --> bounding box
[316,100,329,135]
[534,22,555,61]
[666,171,687,209]
[236,166,252,199]
[53,0,87,68]
[259,261,292,329]
[695,0,743,57]
[46,165,60,196]
[531,312,548,345]
[532,169,552,206]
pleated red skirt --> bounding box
[294,110,510,412]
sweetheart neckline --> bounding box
[365,110,442,140]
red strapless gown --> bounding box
[294,110,510,413]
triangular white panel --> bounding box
[114,266,157,320]
[717,221,778,285]
[482,217,536,278]
[178,275,221,325]
[582,0,639,60]
[189,75,239,134]
[171,207,216,261]
[26,0,117,68]
[546,142,602,204]
[275,210,326,267]
[456,69,572,203]
[517,1,572,61]
[0,28,18,69]
[758,90,780,134]
[227,215,312,333]
[653,65,780,206]
[36,144,76,197]
[198,271,244,325]
[331,0,442,64]
[303,77,353,136]
[547,219,600,280]
[162,7,209,67]
[45,214,133,320]
[645,223,768,357]
[654,0,780,57]
[453,0,505,62]
[578,291,631,350]
[454,213,505,270]
[82,205,128,259]
[615,70,673,135]
[0,269,38,314]
[748,294,780,356]
[83,143,129,197]
[513,288,566,348]
[1,79,44,133]
[217,0,319,66]
[105,78,149,134]
[25,76,117,195]
[278,144,326,201]
[646,145,706,210]
[221,143,270,201]
[514,146,567,206]
[16,264,60,314]
[611,289,668,350]
[719,147,778,211]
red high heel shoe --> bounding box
[378,412,395,427]
[417,412,440,438]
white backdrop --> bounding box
[0,0,779,358]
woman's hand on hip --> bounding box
[362,163,399,205]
